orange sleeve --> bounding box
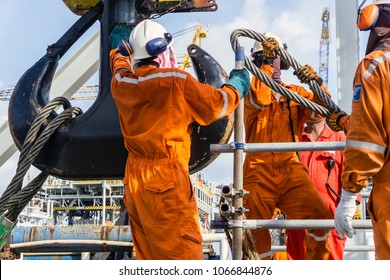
[182,72,241,125]
[342,52,388,193]
[109,48,132,75]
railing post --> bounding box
[232,101,244,260]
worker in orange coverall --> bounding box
[109,19,250,260]
[326,0,390,260]
[242,32,333,260]
[286,118,362,260]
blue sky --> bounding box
[0,0,364,192]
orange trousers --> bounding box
[367,182,390,260]
[286,228,346,259]
[122,157,204,260]
[243,161,332,260]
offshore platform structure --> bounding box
[319,7,331,88]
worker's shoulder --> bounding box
[136,66,187,80]
[158,67,188,75]
[362,49,390,64]
[358,50,390,79]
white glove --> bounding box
[334,188,359,239]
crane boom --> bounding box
[179,24,209,70]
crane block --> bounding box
[63,0,101,15]
[8,2,228,180]
[137,0,217,15]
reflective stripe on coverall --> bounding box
[342,50,390,260]
[243,63,332,260]
[110,50,241,259]
[287,125,346,260]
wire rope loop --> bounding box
[229,28,345,117]
[0,100,82,219]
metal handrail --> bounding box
[211,141,346,153]
[211,140,375,259]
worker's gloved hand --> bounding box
[261,38,279,60]
[109,24,133,50]
[294,64,323,85]
[335,189,360,239]
[326,111,347,132]
[225,69,250,99]
[353,204,362,220]
[117,40,132,57]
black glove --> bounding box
[294,64,323,85]
[326,112,347,132]
[117,40,131,57]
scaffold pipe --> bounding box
[228,219,372,230]
[271,245,375,252]
[232,101,244,260]
[201,233,229,260]
[211,141,346,153]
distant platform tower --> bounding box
[319,7,331,88]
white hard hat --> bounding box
[251,40,263,55]
[251,32,286,55]
[129,19,173,60]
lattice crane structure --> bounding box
[319,7,331,88]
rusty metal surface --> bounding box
[137,0,217,15]
[0,244,15,259]
[11,225,132,243]
[9,225,132,253]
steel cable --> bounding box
[0,97,71,209]
[0,100,82,221]
[4,107,82,221]
[230,28,346,117]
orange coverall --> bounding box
[287,124,347,260]
[243,63,333,260]
[342,49,390,260]
[110,50,241,260]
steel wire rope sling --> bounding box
[225,28,342,260]
[230,28,347,117]
[0,97,82,249]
